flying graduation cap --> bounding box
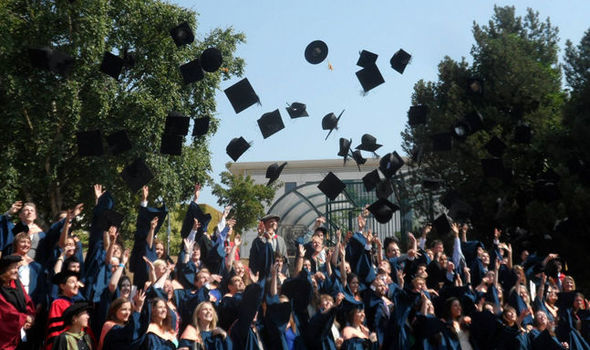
[356,50,378,68]
[379,151,404,178]
[485,136,506,157]
[28,47,74,76]
[226,137,251,161]
[100,52,125,80]
[304,40,329,64]
[77,130,104,156]
[356,134,382,153]
[224,78,260,114]
[266,162,287,186]
[106,130,132,155]
[322,110,344,140]
[362,169,381,192]
[337,138,352,164]
[356,64,385,92]
[164,112,190,135]
[350,150,366,171]
[160,134,183,155]
[170,22,194,47]
[367,198,399,223]
[192,117,210,137]
[408,105,428,126]
[390,49,411,74]
[200,47,223,72]
[286,102,309,118]
[257,109,285,139]
[318,172,346,201]
[179,58,204,84]
[121,158,154,192]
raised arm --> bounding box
[143,256,156,284]
[294,243,305,276]
[339,244,347,287]
[109,249,130,293]
[105,226,118,265]
[146,217,158,250]
[270,262,279,296]
[225,234,241,271]
[58,203,84,249]
[451,223,463,270]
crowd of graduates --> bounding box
[1,182,589,350]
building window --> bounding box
[284,182,297,193]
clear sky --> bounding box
[171,0,590,209]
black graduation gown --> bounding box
[229,283,264,350]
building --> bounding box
[229,158,413,258]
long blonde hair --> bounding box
[193,301,218,330]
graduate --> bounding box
[305,293,345,350]
[140,297,178,350]
[229,282,265,350]
[340,306,378,350]
[51,302,94,350]
[178,301,231,350]
[45,270,84,350]
[0,255,36,350]
[99,292,147,350]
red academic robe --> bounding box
[0,279,35,350]
[45,297,73,350]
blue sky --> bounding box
[172,0,590,209]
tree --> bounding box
[401,6,565,245]
[212,164,278,234]
[0,0,245,235]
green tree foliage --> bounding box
[212,164,278,234]
[401,6,566,242]
[0,0,245,235]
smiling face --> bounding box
[152,300,168,323]
[155,242,165,259]
[119,278,131,299]
[386,242,401,258]
[61,276,79,297]
[0,263,20,284]
[450,300,462,319]
[15,236,31,255]
[264,218,278,232]
[116,302,132,323]
[73,311,90,329]
[352,308,365,326]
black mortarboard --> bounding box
[351,150,366,169]
[12,222,28,235]
[77,130,104,156]
[379,151,404,178]
[533,180,561,202]
[422,177,443,190]
[481,158,505,178]
[200,47,222,72]
[160,133,183,155]
[121,158,154,192]
[408,105,428,126]
[52,270,79,285]
[355,134,382,152]
[304,40,328,64]
[266,162,287,186]
[97,209,124,231]
[317,172,346,201]
[362,169,381,192]
[170,22,194,47]
[432,132,452,151]
[485,136,506,157]
[224,78,260,114]
[139,205,168,233]
[322,110,344,140]
[441,191,461,209]
[179,58,204,84]
[467,78,484,96]
[0,255,22,273]
[286,102,309,118]
[62,302,92,326]
[452,111,484,140]
[356,64,385,92]
[433,213,452,234]
[106,130,132,155]
[164,112,190,135]
[514,124,532,144]
[367,199,399,223]
[447,199,473,221]
[226,137,250,161]
[356,50,378,68]
[192,117,210,137]
[390,49,411,74]
[99,52,124,80]
[28,47,74,76]
[375,179,393,199]
[338,138,352,164]
[257,109,285,139]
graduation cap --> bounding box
[356,50,378,68]
[121,158,154,192]
[485,136,506,157]
[362,169,381,192]
[77,130,104,156]
[467,77,484,96]
[97,209,124,231]
[140,205,168,233]
[422,177,443,190]
[304,40,328,64]
[408,105,428,126]
[431,132,452,151]
[62,302,92,326]
[0,255,22,273]
[317,172,346,201]
[452,111,484,140]
[224,78,260,114]
[99,52,124,80]
[28,47,74,76]
[355,134,382,153]
[200,47,222,72]
[257,109,285,139]
[52,270,79,285]
[356,64,385,92]
[375,179,393,199]
[367,198,399,223]
[514,124,532,144]
[179,58,204,84]
[266,162,287,186]
[170,21,194,47]
[105,130,132,155]
[338,138,352,164]
[12,222,29,235]
[286,102,309,118]
[481,158,505,178]
[226,137,250,161]
[390,49,411,74]
[322,110,344,140]
[192,117,210,137]
[447,199,473,221]
[351,150,366,170]
[533,180,560,202]
[160,133,183,155]
[379,151,404,178]
[164,112,190,135]
[433,213,452,234]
